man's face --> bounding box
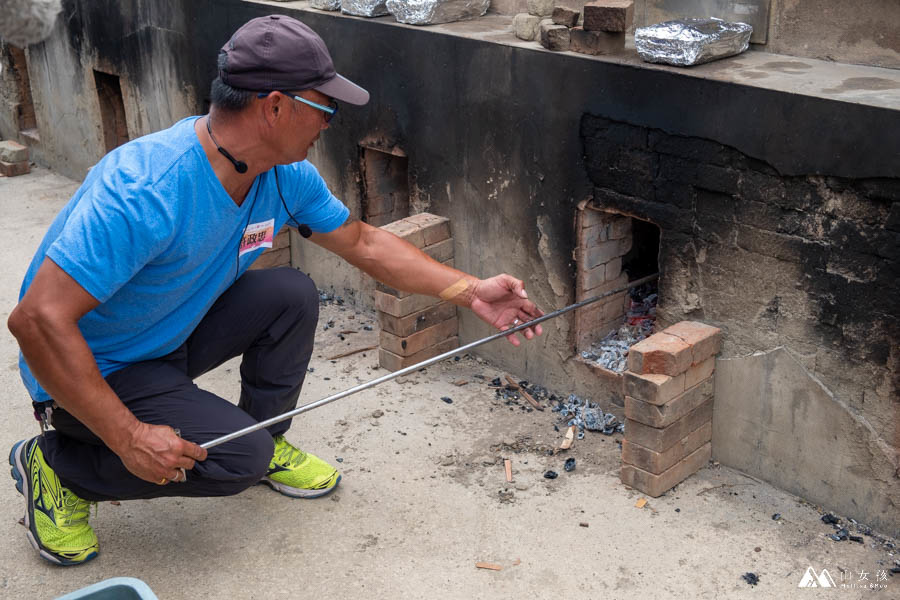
[277,89,333,162]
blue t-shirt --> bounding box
[19,116,349,402]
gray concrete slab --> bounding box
[1,168,898,598]
[713,348,900,538]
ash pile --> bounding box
[581,282,658,372]
[552,394,623,438]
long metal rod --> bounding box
[201,272,659,449]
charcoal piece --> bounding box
[363,325,373,331]
[741,573,759,586]
[441,396,453,404]
[848,535,863,543]
[564,458,576,472]
[771,513,781,521]
[822,513,840,525]
[336,457,344,462]
[544,470,558,479]
[491,377,502,386]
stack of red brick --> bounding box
[621,321,722,496]
[518,0,633,55]
[376,213,458,371]
[574,201,631,347]
[0,141,30,177]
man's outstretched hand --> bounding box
[469,275,544,346]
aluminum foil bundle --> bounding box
[386,0,490,25]
[342,0,389,17]
[310,0,342,11]
[635,17,752,67]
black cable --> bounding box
[274,166,312,238]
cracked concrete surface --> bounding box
[1,167,898,598]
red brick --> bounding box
[583,0,634,33]
[625,375,713,428]
[380,219,425,248]
[379,317,458,357]
[540,22,570,51]
[626,332,692,376]
[551,6,580,27]
[586,239,628,269]
[620,442,711,497]
[577,263,607,293]
[375,290,441,317]
[378,336,459,371]
[624,371,685,406]
[0,160,30,177]
[662,321,722,365]
[378,301,457,337]
[579,206,607,229]
[571,28,627,55]
[624,397,712,452]
[684,356,715,389]
[579,221,610,246]
[622,421,712,475]
[578,270,627,298]
[405,213,451,246]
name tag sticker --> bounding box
[239,218,275,256]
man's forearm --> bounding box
[341,224,479,306]
[9,310,139,453]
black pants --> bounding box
[37,267,319,502]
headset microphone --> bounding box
[206,116,248,174]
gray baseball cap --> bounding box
[218,15,369,105]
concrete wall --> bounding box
[7,0,900,535]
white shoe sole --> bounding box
[261,474,341,498]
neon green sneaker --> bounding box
[261,435,341,498]
[9,437,98,566]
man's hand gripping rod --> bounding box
[201,272,659,450]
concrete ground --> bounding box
[1,167,897,599]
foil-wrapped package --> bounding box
[342,0,389,17]
[310,0,341,11]
[635,18,752,67]
[386,0,489,25]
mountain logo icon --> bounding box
[798,566,836,588]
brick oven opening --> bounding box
[93,70,129,153]
[6,45,37,136]
[574,203,660,374]
[359,145,409,227]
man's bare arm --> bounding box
[8,258,206,482]
[310,218,544,344]
[309,218,478,306]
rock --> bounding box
[540,22,570,51]
[513,13,541,41]
[514,481,531,491]
[526,0,554,17]
[372,409,384,418]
